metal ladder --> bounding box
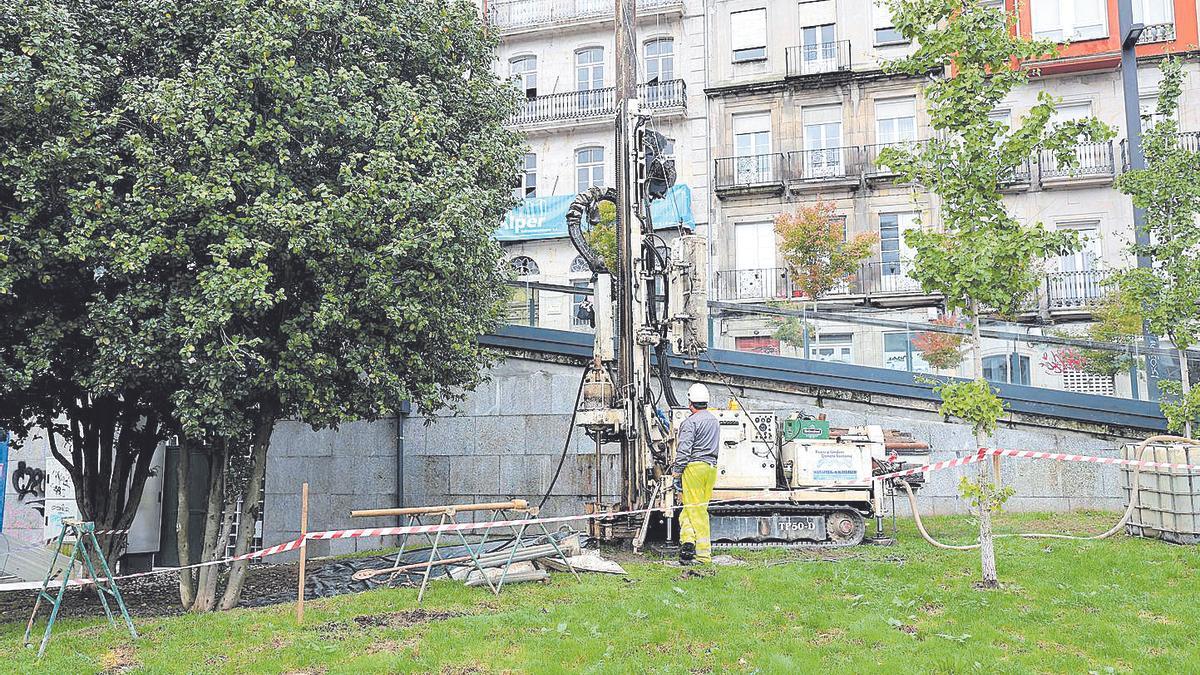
[23,520,137,658]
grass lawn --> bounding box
[2,511,1198,674]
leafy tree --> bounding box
[0,0,520,610]
[770,202,875,352]
[883,0,1110,586]
[775,201,877,300]
[583,201,619,273]
[1113,58,1200,437]
[913,314,967,371]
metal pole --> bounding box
[615,0,637,510]
[296,482,309,624]
[1117,0,1160,400]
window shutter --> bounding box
[875,97,915,121]
[873,0,894,29]
[1030,0,1062,38]
[731,9,767,51]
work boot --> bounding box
[679,542,696,563]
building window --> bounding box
[513,153,536,201]
[509,256,540,278]
[809,333,853,363]
[575,47,604,91]
[735,335,780,354]
[575,47,605,110]
[734,220,776,271]
[875,97,917,145]
[509,55,537,98]
[1030,0,1107,42]
[873,0,908,45]
[879,212,918,280]
[984,354,1031,385]
[799,24,838,74]
[731,8,767,62]
[803,104,844,177]
[576,146,605,193]
[569,255,592,275]
[645,38,674,82]
[1132,0,1173,27]
[884,332,931,373]
[1139,92,1175,126]
[733,112,773,183]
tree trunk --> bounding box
[191,442,229,612]
[218,413,275,610]
[176,439,196,608]
[1180,348,1193,439]
[971,306,999,587]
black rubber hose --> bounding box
[538,367,590,509]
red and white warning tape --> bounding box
[2,445,1195,594]
[984,447,1200,473]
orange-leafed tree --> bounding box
[774,201,877,300]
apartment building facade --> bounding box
[703,0,1198,398]
[482,0,709,330]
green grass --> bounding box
[4,512,1199,674]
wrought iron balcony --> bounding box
[510,80,685,127]
[786,146,863,185]
[999,158,1032,186]
[1120,130,1200,170]
[863,140,928,178]
[713,267,862,302]
[785,41,852,78]
[488,0,683,31]
[1038,141,1114,182]
[714,153,787,193]
[863,260,924,295]
[1137,22,1176,44]
[1046,269,1112,310]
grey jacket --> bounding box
[672,409,720,474]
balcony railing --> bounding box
[1120,130,1200,170]
[1046,269,1112,309]
[1137,22,1176,44]
[1038,141,1114,180]
[864,260,924,294]
[488,0,682,30]
[999,158,1032,185]
[785,41,852,77]
[864,140,928,177]
[510,80,685,126]
[786,146,862,183]
[713,268,792,301]
[714,153,787,191]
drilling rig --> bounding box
[564,0,929,549]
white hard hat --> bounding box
[687,383,710,405]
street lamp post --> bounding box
[1117,0,1160,400]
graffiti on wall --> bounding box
[1,433,49,544]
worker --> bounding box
[672,383,719,565]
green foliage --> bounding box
[1158,379,1200,436]
[0,0,521,521]
[936,379,1005,436]
[583,201,619,273]
[769,304,816,350]
[774,201,877,300]
[1081,290,1142,377]
[881,0,1110,319]
[958,476,1016,512]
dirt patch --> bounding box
[920,602,944,616]
[352,608,463,629]
[678,568,716,580]
[99,644,140,674]
[367,637,421,656]
[0,557,338,624]
[809,628,846,646]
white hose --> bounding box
[900,434,1199,550]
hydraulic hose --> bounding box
[899,434,1199,550]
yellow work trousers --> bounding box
[679,461,718,562]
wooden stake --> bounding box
[296,482,309,624]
